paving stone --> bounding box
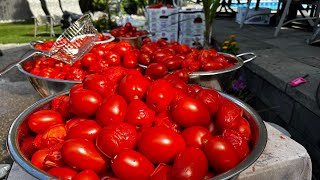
[243,67,264,95]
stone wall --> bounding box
[0,0,32,22]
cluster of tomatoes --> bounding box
[148,3,174,8]
[110,22,149,38]
[24,41,141,81]
[19,63,253,179]
[140,38,236,73]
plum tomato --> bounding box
[222,129,250,161]
[27,110,64,134]
[111,149,155,180]
[122,50,138,69]
[124,99,155,130]
[83,74,116,98]
[236,116,252,143]
[96,122,137,158]
[204,136,239,173]
[47,167,78,180]
[66,120,101,141]
[20,136,37,159]
[39,124,66,148]
[80,53,97,68]
[137,127,186,164]
[65,67,86,81]
[145,63,168,80]
[104,51,121,66]
[61,138,110,173]
[146,79,173,113]
[171,97,210,128]
[95,94,127,127]
[171,147,208,180]
[216,102,243,133]
[153,110,181,133]
[150,163,172,180]
[118,74,151,102]
[31,148,50,171]
[195,89,220,117]
[73,169,100,180]
[51,95,71,119]
[180,126,212,150]
[69,89,102,118]
[138,53,151,66]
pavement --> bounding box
[0,18,319,175]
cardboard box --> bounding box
[179,34,204,48]
[236,7,271,25]
[179,9,205,35]
[145,6,179,32]
[150,31,179,42]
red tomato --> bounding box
[111,149,155,180]
[81,53,97,68]
[236,117,252,143]
[27,110,64,134]
[118,74,151,102]
[153,110,181,133]
[70,89,102,118]
[96,122,137,158]
[171,69,190,83]
[146,79,173,113]
[195,89,220,117]
[66,120,101,141]
[204,136,239,173]
[145,63,168,80]
[122,50,138,69]
[51,95,71,119]
[150,163,172,180]
[40,124,66,148]
[181,58,200,72]
[65,67,85,81]
[105,51,121,66]
[31,148,50,171]
[73,169,100,180]
[47,167,78,180]
[111,40,133,56]
[61,139,110,173]
[124,99,155,130]
[171,147,208,180]
[138,53,151,66]
[216,102,243,132]
[138,127,186,164]
[171,97,210,127]
[39,67,60,78]
[222,129,250,161]
[20,136,36,159]
[180,126,212,149]
[83,74,116,98]
[201,61,224,71]
[95,94,127,127]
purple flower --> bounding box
[233,78,246,91]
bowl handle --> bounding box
[236,52,257,63]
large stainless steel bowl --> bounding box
[7,90,267,180]
[17,52,81,97]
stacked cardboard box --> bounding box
[178,9,205,48]
[145,6,179,42]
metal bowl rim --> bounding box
[7,90,267,180]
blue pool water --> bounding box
[230,0,281,11]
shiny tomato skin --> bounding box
[47,167,78,180]
[40,124,66,148]
[122,50,138,69]
[83,74,116,98]
[138,53,151,66]
[111,149,155,180]
[66,120,101,141]
[150,163,172,180]
[236,116,252,143]
[81,53,97,68]
[73,169,100,180]
[105,51,121,66]
[61,138,110,173]
[171,147,208,180]
[204,136,239,173]
[124,99,155,130]
[118,74,151,102]
[146,79,173,113]
[96,122,137,158]
[222,129,250,161]
[145,63,168,80]
[138,127,186,164]
[171,97,210,127]
[95,94,127,127]
[153,110,181,133]
[195,89,220,117]
[65,67,85,81]
[70,89,102,118]
[31,148,50,171]
[180,126,212,150]
[216,102,243,133]
[27,110,64,134]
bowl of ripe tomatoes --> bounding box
[111,22,151,49]
[7,70,267,179]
